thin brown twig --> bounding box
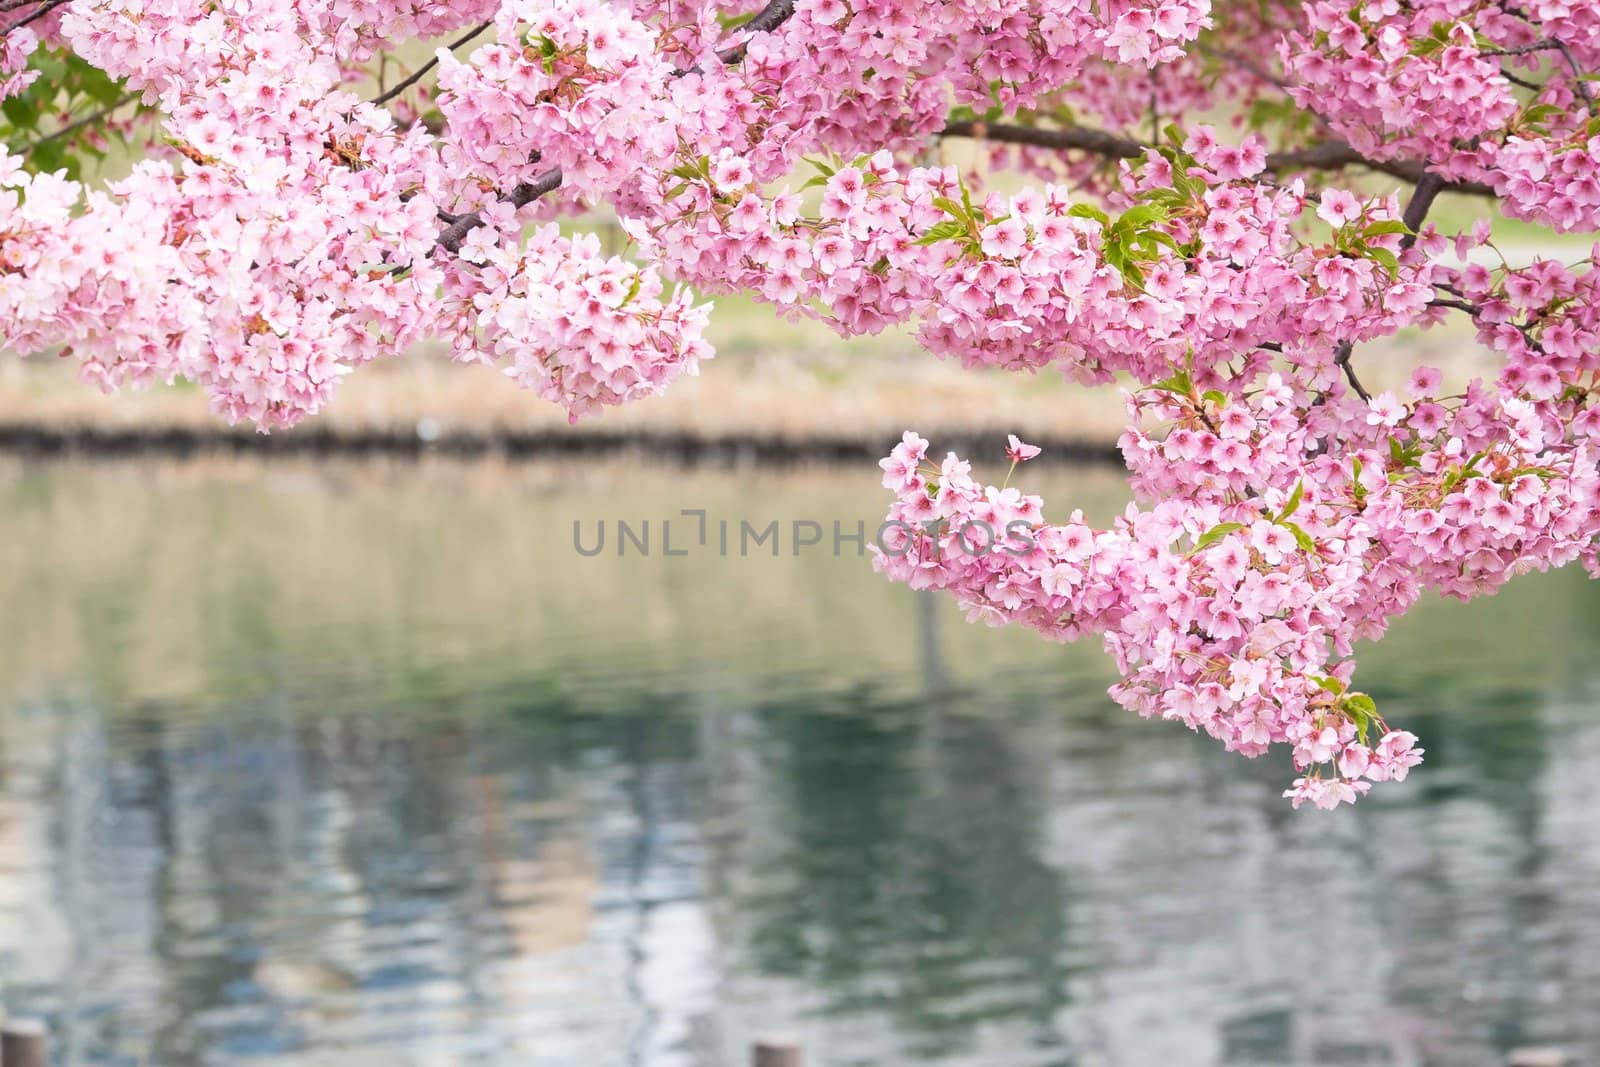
[1489,15,1597,111]
[1333,341,1371,402]
[19,92,135,154]
[1500,68,1544,91]
[435,166,564,252]
[940,121,1500,198]
[370,20,492,107]
[1428,291,1547,353]
[1550,37,1596,110]
[4,0,72,34]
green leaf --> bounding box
[1116,203,1167,231]
[75,64,122,107]
[932,195,972,225]
[1137,187,1188,209]
[803,156,836,179]
[1139,229,1182,253]
[1148,369,1193,396]
[1276,480,1305,523]
[1282,520,1316,554]
[1520,103,1564,128]
[1066,203,1110,225]
[1368,247,1400,278]
[1201,389,1227,406]
[32,139,75,178]
[1,94,38,131]
[1342,691,1377,745]
[1190,521,1246,554]
[1311,675,1346,696]
[1344,692,1377,716]
[1362,220,1411,238]
[915,220,969,245]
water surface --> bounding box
[1,458,1597,1067]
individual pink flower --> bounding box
[1316,188,1364,228]
[1365,392,1406,427]
[1006,434,1042,464]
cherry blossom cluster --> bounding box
[1437,248,1600,400]
[874,425,1428,810]
[1280,1,1521,163]
[0,26,37,98]
[1279,0,1600,232]
[1487,134,1600,234]
[445,208,711,420]
[303,0,500,63]
[877,344,1600,805]
[433,0,679,205]
[1,0,711,423]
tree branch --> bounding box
[941,120,1145,159]
[19,92,134,155]
[721,0,794,58]
[1429,288,1547,353]
[939,121,1499,198]
[1550,37,1596,111]
[435,166,564,252]
[1400,170,1447,247]
[1488,17,1597,112]
[1333,341,1371,402]
[3,0,72,34]
[370,20,492,107]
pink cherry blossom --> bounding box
[1006,435,1042,464]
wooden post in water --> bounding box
[0,1018,49,1067]
[1508,1048,1569,1067]
[752,1036,803,1067]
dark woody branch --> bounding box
[939,121,1497,199]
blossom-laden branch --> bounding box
[8,0,1600,810]
[940,121,1499,198]
[1486,34,1597,111]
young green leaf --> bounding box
[1190,521,1246,554]
[1276,480,1304,523]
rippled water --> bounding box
[2,458,1599,1067]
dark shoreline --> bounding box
[0,422,1124,467]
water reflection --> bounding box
[0,460,1598,1067]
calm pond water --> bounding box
[2,457,1599,1067]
